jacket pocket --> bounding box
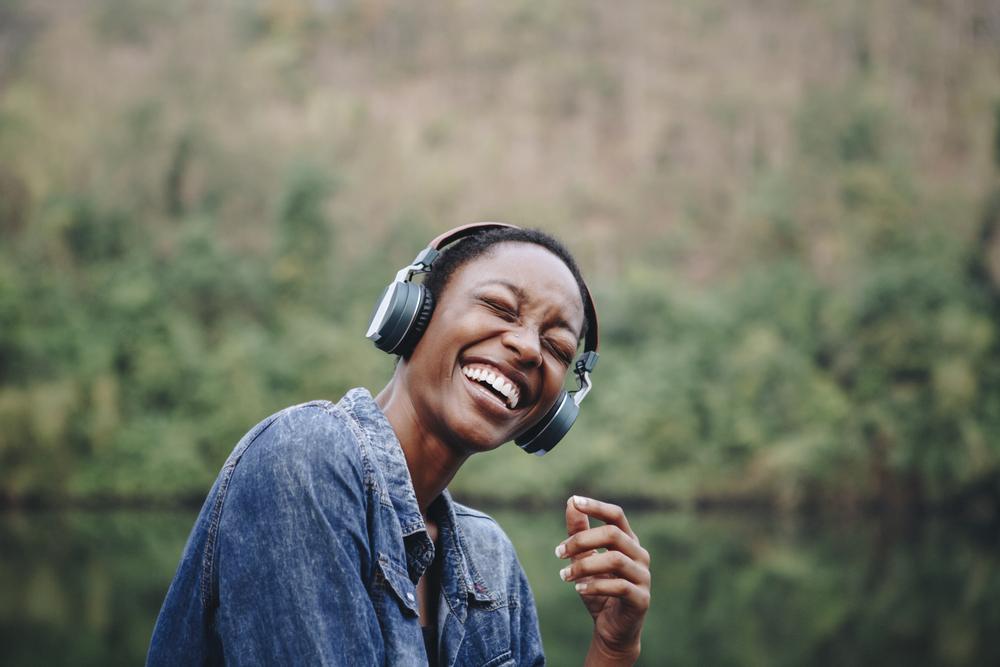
[480,651,514,667]
[373,553,419,618]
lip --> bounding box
[460,355,533,408]
[460,371,520,422]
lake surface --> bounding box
[1,507,999,666]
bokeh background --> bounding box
[3,0,1000,665]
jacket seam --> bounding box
[200,460,235,609]
[333,400,379,496]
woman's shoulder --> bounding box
[226,397,372,485]
[451,501,498,524]
[451,501,518,556]
[450,500,535,604]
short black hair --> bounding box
[422,227,591,341]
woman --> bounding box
[147,224,650,666]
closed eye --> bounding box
[481,297,518,321]
[545,339,575,365]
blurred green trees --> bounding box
[2,0,1000,510]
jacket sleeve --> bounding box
[212,404,381,665]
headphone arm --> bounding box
[393,247,441,284]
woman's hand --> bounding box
[556,496,650,666]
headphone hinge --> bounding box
[576,351,599,374]
[572,371,592,407]
[412,247,440,270]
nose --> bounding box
[502,325,542,369]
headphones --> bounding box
[365,222,599,456]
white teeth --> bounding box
[462,365,522,410]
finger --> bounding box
[559,550,650,587]
[568,496,636,541]
[557,524,650,565]
[561,497,597,563]
[565,495,590,540]
[573,577,651,612]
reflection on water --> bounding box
[1,508,999,666]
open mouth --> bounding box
[461,364,521,410]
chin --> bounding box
[455,427,509,454]
[444,412,513,454]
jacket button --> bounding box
[406,592,415,602]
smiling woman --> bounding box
[146,224,650,666]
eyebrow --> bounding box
[473,278,582,338]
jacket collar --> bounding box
[340,388,500,606]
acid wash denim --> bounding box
[146,388,545,667]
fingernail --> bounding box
[559,567,572,581]
[575,582,587,592]
[555,543,566,558]
[573,495,588,508]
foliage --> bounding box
[2,0,1000,510]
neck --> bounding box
[375,376,469,515]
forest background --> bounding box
[3,0,1000,515]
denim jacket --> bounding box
[147,388,545,666]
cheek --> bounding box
[424,306,494,350]
[540,365,569,404]
[412,311,481,377]
[417,308,464,352]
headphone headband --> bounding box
[424,222,599,356]
[429,221,519,251]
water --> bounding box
[1,508,998,666]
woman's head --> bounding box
[396,229,590,453]
[422,227,591,344]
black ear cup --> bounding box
[395,289,435,358]
[366,282,436,356]
[366,281,427,354]
[515,390,579,455]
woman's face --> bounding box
[402,241,585,453]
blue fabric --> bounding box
[147,388,545,666]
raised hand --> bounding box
[555,496,650,665]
